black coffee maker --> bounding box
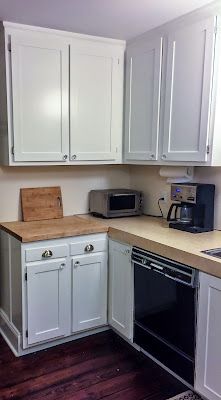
[167,183,215,233]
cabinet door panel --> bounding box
[125,37,162,161]
[72,253,107,332]
[70,42,122,161]
[162,17,216,162]
[11,34,69,162]
[195,272,221,400]
[25,259,69,346]
[109,240,133,340]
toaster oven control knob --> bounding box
[71,155,77,160]
[84,244,94,252]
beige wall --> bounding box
[130,165,221,229]
[130,166,170,218]
[1,163,220,229]
[0,165,130,221]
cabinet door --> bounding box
[108,240,133,340]
[72,253,107,332]
[70,41,123,161]
[195,272,221,400]
[11,33,69,162]
[124,37,162,161]
[162,17,216,162]
[25,259,69,346]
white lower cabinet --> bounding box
[195,272,221,400]
[25,258,70,346]
[108,239,133,340]
[0,232,108,355]
[71,253,107,332]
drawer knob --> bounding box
[84,244,94,252]
[42,249,53,258]
[60,263,65,270]
[74,261,80,268]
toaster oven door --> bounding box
[109,194,136,214]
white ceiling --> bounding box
[0,0,215,39]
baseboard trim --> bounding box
[0,310,110,357]
[0,309,21,356]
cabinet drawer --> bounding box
[70,236,107,256]
[25,244,69,262]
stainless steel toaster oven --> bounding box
[89,189,143,218]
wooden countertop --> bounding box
[0,216,108,242]
[1,214,221,278]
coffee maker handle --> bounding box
[174,204,179,220]
[167,204,179,222]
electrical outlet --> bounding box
[160,191,170,204]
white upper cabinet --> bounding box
[124,13,221,166]
[162,17,216,162]
[70,40,124,162]
[11,33,69,162]
[195,272,221,400]
[0,22,125,165]
[124,36,162,161]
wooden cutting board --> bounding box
[21,187,63,222]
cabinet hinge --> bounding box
[118,58,120,65]
[11,146,14,155]
[206,145,210,154]
[25,272,27,281]
[214,23,221,35]
[116,146,118,153]
[7,42,11,52]
[26,330,28,338]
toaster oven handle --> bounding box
[111,193,131,196]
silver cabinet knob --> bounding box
[161,154,166,159]
[84,244,94,252]
[42,249,53,258]
[71,155,77,160]
[74,261,80,268]
[150,154,155,159]
[63,154,68,160]
[60,263,65,270]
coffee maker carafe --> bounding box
[167,183,215,233]
[167,203,193,225]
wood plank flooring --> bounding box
[0,331,187,400]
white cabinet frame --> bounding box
[195,272,221,400]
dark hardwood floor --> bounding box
[0,331,187,400]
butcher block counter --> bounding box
[1,214,221,278]
[0,215,108,242]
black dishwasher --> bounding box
[132,247,199,385]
